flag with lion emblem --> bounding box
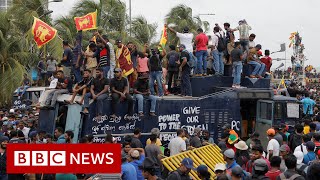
[32,17,57,48]
[74,10,97,31]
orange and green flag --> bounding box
[159,24,168,48]
[32,17,57,48]
[74,10,97,31]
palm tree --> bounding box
[165,4,210,46]
[131,15,157,45]
[0,11,38,107]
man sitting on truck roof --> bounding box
[41,70,72,109]
[110,68,134,119]
[82,68,109,116]
[15,73,31,98]
[65,69,93,105]
[133,73,158,117]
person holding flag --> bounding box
[116,39,135,87]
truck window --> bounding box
[260,102,272,120]
[274,103,283,119]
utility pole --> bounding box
[129,0,131,36]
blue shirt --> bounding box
[301,97,316,115]
[129,154,145,180]
[303,152,316,165]
[121,162,137,180]
[56,134,66,144]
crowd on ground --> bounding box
[2,105,320,179]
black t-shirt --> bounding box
[111,77,128,92]
[180,51,190,71]
[92,77,109,93]
[78,77,93,87]
[230,48,243,62]
[134,79,149,93]
[61,47,74,66]
[149,54,163,72]
[57,77,72,92]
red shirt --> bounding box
[260,56,272,72]
[265,170,281,180]
[195,33,208,51]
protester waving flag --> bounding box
[116,41,134,77]
[32,17,57,48]
[74,10,97,31]
[159,24,168,47]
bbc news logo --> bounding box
[7,144,121,173]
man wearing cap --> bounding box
[267,128,280,160]
[231,166,244,180]
[121,152,137,180]
[133,73,158,116]
[110,68,134,119]
[0,136,9,179]
[279,144,291,172]
[214,163,230,179]
[247,44,265,78]
[196,164,211,179]
[128,148,145,180]
[167,25,194,54]
[141,157,163,180]
[167,158,194,180]
[252,159,269,180]
[179,44,192,97]
[224,149,240,175]
[82,68,109,115]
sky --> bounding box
[50,0,318,69]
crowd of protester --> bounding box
[5,18,320,180]
[15,18,275,111]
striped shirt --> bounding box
[99,47,110,67]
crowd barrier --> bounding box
[161,144,224,180]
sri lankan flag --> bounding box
[116,45,134,77]
[159,24,168,47]
[32,17,57,48]
[74,10,97,31]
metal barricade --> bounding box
[161,144,225,180]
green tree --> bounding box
[165,4,209,46]
[0,11,38,106]
[131,15,157,45]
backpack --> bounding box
[216,34,226,52]
[279,173,301,180]
[182,50,195,68]
[289,134,302,151]
[296,164,307,176]
[168,53,178,67]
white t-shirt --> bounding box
[267,139,280,160]
[176,32,194,52]
[249,41,255,48]
[294,144,308,155]
[168,137,186,156]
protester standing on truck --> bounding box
[179,44,192,97]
